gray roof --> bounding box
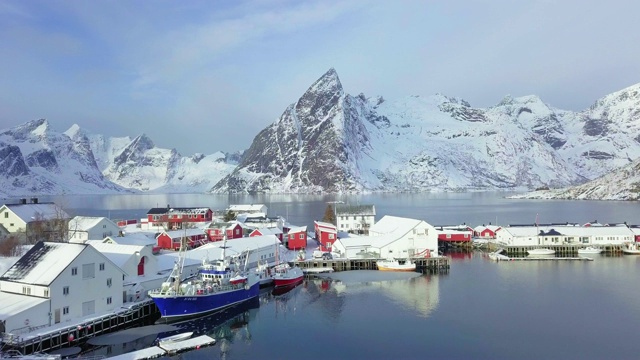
[336,204,376,216]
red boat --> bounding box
[230,275,248,285]
[272,263,303,287]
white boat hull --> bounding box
[376,260,416,272]
[578,247,602,255]
[527,248,555,256]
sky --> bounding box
[1,0,639,155]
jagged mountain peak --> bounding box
[1,118,50,140]
[64,123,83,139]
[130,134,155,151]
[300,68,343,103]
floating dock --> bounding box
[107,335,215,360]
[493,256,594,262]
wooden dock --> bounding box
[293,256,449,273]
[487,243,624,256]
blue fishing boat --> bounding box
[149,239,260,321]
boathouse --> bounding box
[156,229,208,250]
[67,216,121,243]
[335,204,376,235]
[436,225,473,243]
[495,225,635,246]
[0,241,125,335]
[473,224,502,239]
[332,216,438,259]
[286,226,307,250]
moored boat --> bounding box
[255,260,274,287]
[376,259,416,272]
[578,246,602,255]
[272,263,304,287]
[157,331,194,345]
[622,243,640,255]
[527,248,555,256]
[148,240,260,322]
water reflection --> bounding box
[310,271,440,318]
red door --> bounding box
[137,257,145,276]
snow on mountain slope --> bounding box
[0,119,126,197]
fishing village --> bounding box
[0,198,639,359]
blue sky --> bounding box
[1,0,639,155]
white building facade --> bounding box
[68,216,122,243]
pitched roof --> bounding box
[4,203,69,222]
[336,204,376,216]
[0,241,85,285]
[69,216,118,231]
[288,226,307,234]
[146,207,210,215]
[369,216,422,235]
[228,204,266,212]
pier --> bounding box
[486,243,624,256]
[1,300,158,356]
[107,335,215,360]
[293,256,450,273]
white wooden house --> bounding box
[68,216,121,243]
[336,204,376,235]
[0,199,69,241]
[332,216,438,259]
[0,241,125,334]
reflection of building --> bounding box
[323,273,440,318]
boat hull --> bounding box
[273,275,303,287]
[527,249,555,256]
[151,281,260,321]
[377,265,416,272]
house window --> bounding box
[103,224,106,228]
[3,212,7,218]
[82,263,95,279]
[63,306,69,315]
[446,234,451,238]
[299,234,304,239]
[44,289,49,297]
[328,234,335,239]
[99,263,105,271]
[71,267,78,276]
[63,286,69,295]
[22,286,31,295]
[107,297,112,305]
[9,223,14,227]
[235,229,240,235]
[107,278,112,287]
[353,216,356,220]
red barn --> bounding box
[146,206,213,230]
[226,222,244,239]
[156,229,207,250]
[314,221,337,252]
[286,226,307,250]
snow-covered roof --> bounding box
[370,216,422,235]
[4,203,69,222]
[314,221,337,232]
[0,242,85,285]
[147,207,210,215]
[228,204,267,212]
[501,226,635,237]
[104,233,156,246]
[175,235,279,263]
[288,226,307,234]
[69,216,118,231]
[251,228,281,236]
[0,292,48,319]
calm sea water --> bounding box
[31,193,640,359]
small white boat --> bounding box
[376,259,416,272]
[488,248,509,261]
[622,243,640,255]
[527,248,555,256]
[157,331,194,345]
[578,246,602,255]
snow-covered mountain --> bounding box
[0,119,126,197]
[0,120,240,197]
[66,125,240,193]
[3,70,640,197]
[212,69,640,194]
